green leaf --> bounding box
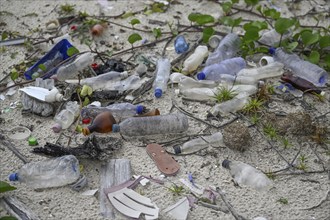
[128,33,142,45]
[244,0,259,6]
[221,2,232,14]
[275,18,296,35]
[243,27,260,43]
[319,36,330,49]
[0,216,18,220]
[221,16,242,28]
[10,68,19,81]
[67,47,79,57]
[263,8,280,19]
[38,64,46,72]
[80,85,93,97]
[324,54,330,69]
[243,21,267,31]
[301,31,319,46]
[2,32,8,40]
[83,97,90,107]
[151,3,166,13]
[152,28,162,39]
[188,13,214,25]
[255,46,269,53]
[202,27,215,43]
[0,181,16,193]
[308,51,320,64]
[285,41,298,52]
[130,18,141,26]
[231,0,239,3]
[121,11,134,18]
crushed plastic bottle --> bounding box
[112,113,188,136]
[205,33,241,66]
[210,96,251,116]
[81,102,145,122]
[270,47,328,87]
[56,52,94,81]
[182,45,208,74]
[178,77,218,90]
[173,132,224,155]
[9,155,80,189]
[52,101,80,132]
[197,57,246,81]
[179,87,216,101]
[174,35,189,54]
[236,62,284,80]
[222,159,272,191]
[65,71,128,91]
[110,74,142,92]
[82,111,116,135]
[153,58,171,98]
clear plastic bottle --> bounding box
[112,113,189,136]
[179,87,216,101]
[173,132,223,155]
[178,77,218,90]
[205,33,241,66]
[182,46,208,74]
[217,74,259,85]
[153,58,171,98]
[236,62,284,80]
[81,102,145,122]
[222,159,272,191]
[9,155,80,189]
[56,52,94,81]
[52,101,80,132]
[65,71,128,91]
[197,57,246,81]
[110,74,142,92]
[259,29,291,47]
[174,35,189,54]
[270,48,328,86]
[210,96,251,116]
[170,72,190,84]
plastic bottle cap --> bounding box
[112,124,120,132]
[197,72,206,80]
[28,137,38,146]
[269,47,276,55]
[173,146,181,154]
[136,105,144,114]
[319,76,326,85]
[9,173,18,181]
[154,88,163,98]
[52,123,62,133]
[222,159,231,169]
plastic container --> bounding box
[197,57,246,81]
[236,62,284,80]
[179,87,216,101]
[210,96,251,116]
[24,39,74,80]
[52,101,80,132]
[222,159,272,191]
[82,111,116,135]
[174,35,189,54]
[178,77,218,90]
[65,71,128,90]
[205,33,241,66]
[173,132,223,155]
[56,52,94,81]
[153,58,171,98]
[9,155,80,189]
[81,102,145,122]
[270,48,328,86]
[110,74,141,92]
[182,46,208,74]
[170,72,190,84]
[217,74,260,85]
[19,86,64,103]
[112,113,189,136]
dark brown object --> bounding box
[137,108,160,117]
[82,111,116,136]
[281,73,322,94]
[146,143,180,176]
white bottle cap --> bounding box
[259,56,274,66]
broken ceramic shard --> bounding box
[163,197,189,220]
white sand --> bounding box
[0,0,329,219]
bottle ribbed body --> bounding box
[114,113,188,136]
[210,96,251,116]
[179,87,216,101]
[9,155,80,189]
[237,62,284,80]
[272,48,328,86]
[178,77,218,90]
[198,57,246,81]
[182,46,209,74]
[218,74,259,85]
[153,58,171,98]
[205,33,241,66]
[53,101,80,130]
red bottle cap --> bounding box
[82,118,91,124]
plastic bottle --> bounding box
[153,58,171,98]
[222,159,272,191]
[56,52,94,81]
[217,74,260,85]
[178,77,218,90]
[205,33,241,66]
[82,111,116,136]
[236,62,284,80]
[259,29,291,47]
[9,155,80,189]
[210,96,251,116]
[170,72,190,84]
[179,87,216,101]
[112,113,189,136]
[280,73,324,95]
[110,74,142,92]
[81,102,145,122]
[173,132,224,155]
[19,86,64,103]
[270,48,328,87]
[65,71,128,91]
[174,35,189,54]
[52,101,80,132]
[182,46,208,74]
[197,57,246,81]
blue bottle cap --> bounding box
[154,88,163,98]
[222,159,231,169]
[197,72,206,80]
[319,75,326,85]
[9,173,18,181]
[269,47,276,55]
[112,124,120,132]
[173,145,181,154]
[136,105,144,114]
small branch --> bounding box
[301,190,329,210]
[0,134,29,164]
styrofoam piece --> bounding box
[163,197,189,220]
[133,175,150,186]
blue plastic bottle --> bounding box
[174,35,189,54]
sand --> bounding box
[0,0,329,219]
